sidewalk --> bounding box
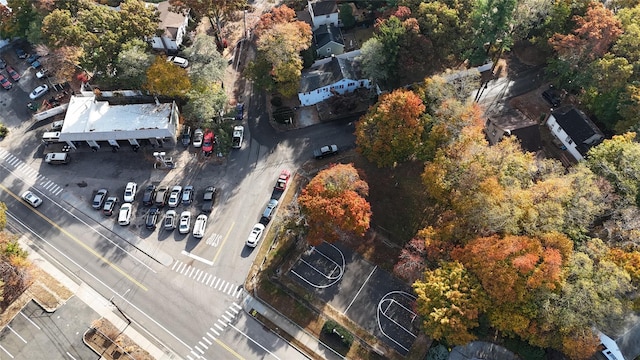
[19,236,178,360]
[243,295,344,360]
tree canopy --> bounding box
[144,57,191,97]
[299,164,372,245]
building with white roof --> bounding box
[58,95,179,150]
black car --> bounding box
[202,186,218,213]
[542,88,562,107]
[145,207,160,229]
[181,126,191,147]
[102,196,119,216]
[142,185,156,206]
[0,58,5,69]
[15,48,27,59]
[235,103,244,120]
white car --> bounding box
[50,120,64,131]
[164,210,177,230]
[246,223,265,248]
[168,185,182,208]
[167,56,189,68]
[179,211,191,234]
[21,191,43,208]
[231,126,244,149]
[123,182,137,203]
[29,84,49,100]
[36,68,48,79]
[193,214,208,238]
[118,203,133,226]
[192,128,204,148]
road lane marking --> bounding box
[66,351,78,359]
[214,323,224,331]
[1,185,148,291]
[203,336,213,345]
[0,344,14,359]
[181,250,214,266]
[9,213,190,355]
[221,314,231,323]
[198,341,208,349]
[214,339,244,359]
[228,323,281,360]
[210,328,220,336]
[217,319,227,327]
[211,221,235,265]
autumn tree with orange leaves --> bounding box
[355,89,426,168]
[298,164,372,245]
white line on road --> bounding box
[203,336,212,345]
[345,265,377,314]
[198,341,208,349]
[214,278,221,288]
[217,319,227,327]
[181,250,214,266]
[225,311,234,318]
[20,311,41,330]
[181,264,190,275]
[214,323,224,332]
[66,351,78,359]
[189,267,196,277]
[7,325,27,343]
[228,323,282,360]
[195,345,204,354]
[204,274,212,285]
[210,328,220,336]
[221,315,231,323]
[224,282,231,293]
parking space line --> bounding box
[19,312,41,330]
[7,325,27,343]
[0,344,14,359]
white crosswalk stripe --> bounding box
[0,150,65,196]
[171,260,243,298]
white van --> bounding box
[44,152,69,164]
[192,214,208,238]
[42,131,60,144]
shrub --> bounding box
[0,124,8,138]
[271,97,283,107]
[322,320,354,348]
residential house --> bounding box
[484,107,542,153]
[308,0,339,30]
[314,24,344,58]
[298,54,370,106]
[150,1,189,54]
[545,106,604,161]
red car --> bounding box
[0,74,11,90]
[274,169,291,191]
[202,130,214,155]
[5,66,20,81]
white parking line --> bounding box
[0,344,14,358]
[19,312,41,330]
[7,325,27,343]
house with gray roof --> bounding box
[150,1,189,54]
[545,106,604,161]
[314,24,344,58]
[298,55,370,106]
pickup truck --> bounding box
[274,169,291,191]
[202,186,218,213]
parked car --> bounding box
[92,189,108,209]
[103,196,119,216]
[202,130,214,155]
[0,74,11,90]
[154,186,169,207]
[202,186,218,213]
[164,210,177,230]
[118,203,133,226]
[167,56,189,68]
[0,58,5,69]
[542,87,562,107]
[27,54,41,64]
[21,191,43,208]
[246,223,265,248]
[274,169,291,191]
[179,211,191,234]
[123,182,137,203]
[50,120,64,131]
[145,207,160,229]
[15,48,27,59]
[193,128,204,148]
[30,60,42,69]
[5,66,20,81]
[182,186,194,205]
[29,85,49,100]
[36,68,48,79]
[260,199,279,224]
[181,126,191,147]
[142,185,156,206]
[168,186,182,208]
[313,145,339,159]
[235,103,244,120]
[193,214,208,239]
[231,126,244,149]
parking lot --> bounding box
[287,242,419,355]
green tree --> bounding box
[355,89,427,167]
[144,57,191,97]
[117,40,154,89]
[586,132,640,206]
[183,34,227,84]
[617,83,640,133]
[41,9,85,48]
[413,261,488,345]
[357,38,389,85]
[339,3,356,29]
[299,164,372,245]
[184,82,227,122]
[1,0,37,38]
[0,202,6,230]
[169,0,245,36]
[119,0,158,43]
[469,0,517,64]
